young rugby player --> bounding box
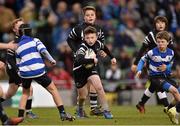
[0,43,23,125]
[16,24,75,121]
[67,5,106,117]
[131,16,174,113]
[73,26,116,119]
[136,31,180,124]
[6,18,37,118]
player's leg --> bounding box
[163,82,180,124]
[18,78,32,118]
[136,81,156,113]
[4,84,19,99]
[26,85,38,119]
[157,91,169,108]
[88,74,113,119]
[35,74,74,121]
[89,85,103,116]
[0,61,5,79]
[0,86,23,125]
[76,84,88,118]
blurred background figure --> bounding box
[105,63,121,82]
[48,61,72,90]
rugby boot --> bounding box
[136,103,145,114]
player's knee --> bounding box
[95,86,104,93]
[170,87,179,96]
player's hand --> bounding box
[157,64,166,71]
[50,60,56,66]
[131,64,137,73]
[94,57,98,64]
[135,71,142,79]
[8,42,17,50]
[111,58,117,65]
[98,50,107,58]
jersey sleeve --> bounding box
[67,25,81,52]
[98,28,105,43]
[6,49,18,71]
[34,38,47,53]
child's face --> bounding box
[156,38,168,51]
[84,10,96,24]
[155,20,166,31]
[84,33,97,46]
[13,21,24,35]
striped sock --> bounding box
[89,92,98,110]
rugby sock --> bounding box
[25,97,32,112]
[159,98,169,107]
[157,92,169,107]
[58,105,65,114]
[101,102,109,111]
[176,102,180,113]
[139,94,150,105]
[89,92,98,110]
[168,99,176,110]
[77,98,85,110]
[18,109,25,117]
[139,89,152,105]
[0,103,8,123]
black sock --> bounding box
[176,102,180,113]
[139,94,150,105]
[89,92,98,110]
[58,105,65,114]
[160,98,169,107]
[18,109,25,117]
[0,103,8,123]
[168,103,175,110]
[26,98,32,111]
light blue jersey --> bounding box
[137,47,174,76]
[16,35,47,78]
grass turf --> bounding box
[4,105,173,125]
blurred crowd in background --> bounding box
[0,0,180,89]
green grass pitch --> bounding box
[5,105,174,125]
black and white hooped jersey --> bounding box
[73,40,107,70]
[141,47,174,76]
[67,22,105,53]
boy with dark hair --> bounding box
[16,24,75,121]
[67,5,106,117]
[131,16,174,114]
[73,26,116,119]
[136,31,180,124]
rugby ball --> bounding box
[84,49,96,69]
[85,49,96,59]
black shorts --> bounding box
[21,74,52,89]
[73,66,98,89]
[6,67,22,85]
[149,75,178,92]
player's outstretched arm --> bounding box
[0,42,16,50]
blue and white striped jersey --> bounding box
[16,35,47,78]
[137,47,174,76]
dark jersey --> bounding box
[6,35,20,73]
[133,30,174,65]
[73,40,113,70]
[67,22,105,53]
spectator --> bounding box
[105,63,121,81]
[48,61,72,90]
